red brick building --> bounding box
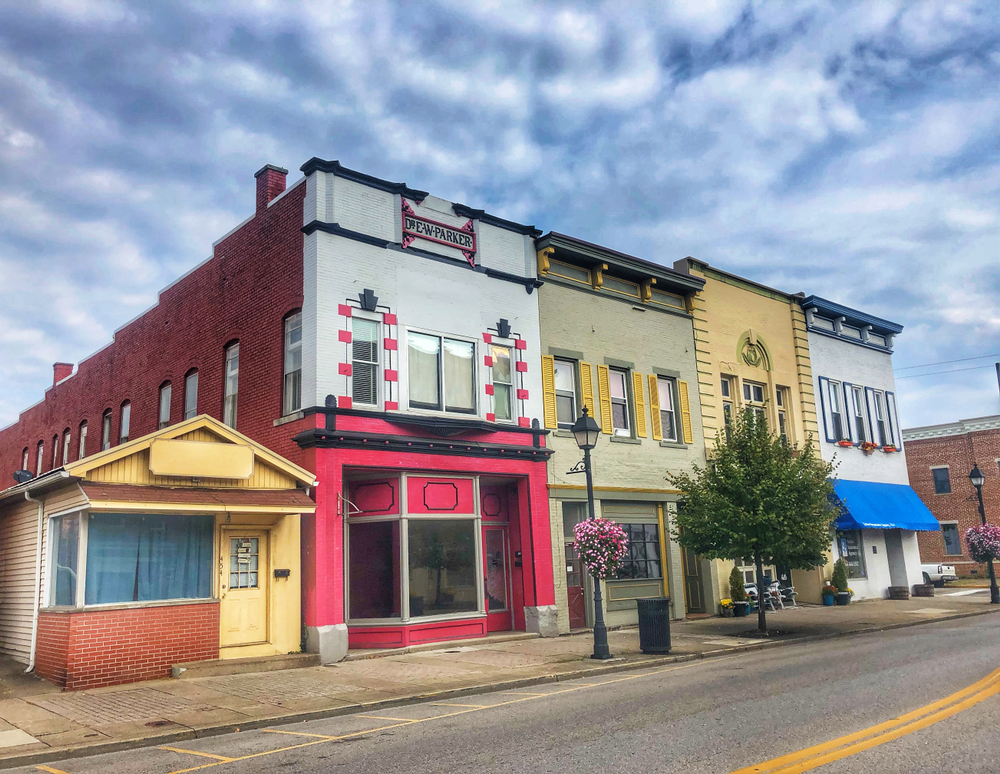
[903,415,1000,576]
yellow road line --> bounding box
[354,714,419,722]
[160,746,235,762]
[731,667,1000,774]
[427,702,489,708]
[35,766,73,774]
[262,729,337,739]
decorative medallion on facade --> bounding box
[401,198,477,267]
[738,330,771,371]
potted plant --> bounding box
[860,441,877,455]
[821,583,837,606]
[719,599,735,617]
[832,559,852,605]
[882,445,897,453]
[729,567,750,617]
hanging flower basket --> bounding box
[573,519,629,580]
[966,524,1000,564]
[859,441,878,455]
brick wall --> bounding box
[36,602,220,690]
[906,427,1000,574]
[0,171,310,479]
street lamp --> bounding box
[968,464,999,605]
[570,406,611,660]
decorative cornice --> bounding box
[806,326,895,353]
[299,158,430,201]
[800,295,903,335]
[484,267,544,294]
[902,415,1000,441]
[451,204,542,237]
[293,428,553,460]
[301,220,393,248]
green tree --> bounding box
[670,409,836,633]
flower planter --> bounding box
[913,583,934,598]
[720,607,734,618]
[882,446,897,453]
[733,602,750,617]
[887,586,910,600]
[836,441,854,448]
[836,591,851,606]
[822,594,835,606]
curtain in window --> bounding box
[85,514,141,605]
[408,332,440,407]
[444,339,474,411]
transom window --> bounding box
[283,312,303,415]
[407,331,475,414]
[609,368,630,436]
[491,344,513,422]
[352,318,379,406]
[657,377,677,442]
[224,343,239,428]
[554,359,577,429]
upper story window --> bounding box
[873,391,889,446]
[776,387,789,445]
[932,467,951,494]
[657,377,677,442]
[826,380,845,441]
[184,370,199,419]
[78,421,87,460]
[62,429,71,465]
[101,410,112,450]
[283,312,303,415]
[119,401,131,443]
[852,386,868,442]
[407,331,475,414]
[942,523,962,555]
[608,368,630,437]
[720,375,734,427]
[224,342,239,428]
[554,359,577,429]
[21,447,29,471]
[36,441,44,475]
[158,382,171,429]
[352,318,379,407]
[743,380,767,425]
[52,434,59,469]
[491,345,513,422]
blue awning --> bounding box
[832,479,940,532]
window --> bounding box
[184,370,198,419]
[158,383,171,429]
[350,318,379,406]
[942,523,962,555]
[743,380,767,425]
[50,514,79,606]
[407,520,478,616]
[119,401,131,443]
[84,514,213,604]
[35,441,43,475]
[61,429,71,465]
[721,376,734,427]
[491,345,513,422]
[283,312,303,415]
[602,275,640,299]
[873,391,888,446]
[608,368,630,436]
[21,448,28,471]
[852,386,868,442]
[836,530,867,579]
[554,359,577,429]
[52,435,59,469]
[657,377,677,441]
[224,343,239,428]
[548,259,591,285]
[101,410,112,450]
[614,524,662,580]
[827,381,844,440]
[649,288,685,310]
[407,332,475,413]
[776,387,789,445]
[78,421,87,460]
[932,467,951,494]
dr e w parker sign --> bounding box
[401,198,477,266]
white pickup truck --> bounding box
[921,563,958,587]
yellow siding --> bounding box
[86,449,296,489]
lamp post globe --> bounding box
[571,407,601,451]
[969,464,999,605]
[969,464,986,489]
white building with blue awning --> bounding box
[797,296,938,601]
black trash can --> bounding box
[636,597,671,654]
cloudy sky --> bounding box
[0,0,997,431]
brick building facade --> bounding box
[903,416,1000,576]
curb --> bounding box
[3,606,998,770]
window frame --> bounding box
[836,529,867,579]
[36,441,44,475]
[78,421,87,460]
[351,313,381,408]
[941,522,962,556]
[873,390,889,446]
[742,379,768,426]
[283,311,303,416]
[827,380,845,441]
[720,375,734,427]
[775,386,789,445]
[158,382,172,429]
[657,376,678,442]
[184,369,199,420]
[61,429,71,465]
[608,367,631,437]
[931,466,951,495]
[52,434,59,470]
[490,342,515,423]
[852,386,868,443]
[101,410,112,450]
[404,327,478,416]
[119,401,131,443]
[223,342,239,428]
[21,447,29,471]
[553,358,578,430]
[612,522,663,581]
[47,510,85,608]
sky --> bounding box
[0,0,997,431]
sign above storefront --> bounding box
[401,199,476,267]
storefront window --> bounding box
[614,523,662,580]
[408,520,477,616]
[836,530,867,579]
[51,514,79,606]
[348,520,402,619]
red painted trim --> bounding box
[482,332,492,343]
[339,330,352,344]
[485,384,494,396]
[338,396,353,409]
[384,338,398,351]
[515,361,528,372]
[484,355,493,367]
[383,313,397,325]
[385,369,398,382]
[385,401,399,410]
[516,389,529,400]
[515,339,527,350]
[486,413,496,422]
[348,618,488,649]
[518,417,531,428]
[339,363,353,376]
[338,304,353,317]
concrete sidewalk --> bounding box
[0,592,996,769]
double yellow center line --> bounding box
[731,666,1000,774]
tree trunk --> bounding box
[754,550,767,633]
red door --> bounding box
[565,541,586,629]
[483,525,513,632]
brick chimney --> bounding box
[53,362,73,385]
[255,164,288,213]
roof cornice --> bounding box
[800,295,903,334]
[902,415,1000,441]
[299,158,430,201]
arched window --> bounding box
[119,401,131,443]
[36,441,44,475]
[52,434,59,469]
[21,447,29,471]
[283,311,302,415]
[223,342,239,428]
[159,382,172,429]
[62,429,71,465]
[102,410,112,450]
[184,369,199,419]
[78,421,88,460]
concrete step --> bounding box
[172,652,320,679]
[343,631,539,661]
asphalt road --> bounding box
[16,614,1000,774]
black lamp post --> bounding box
[570,406,611,660]
[968,464,999,605]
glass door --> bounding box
[482,526,512,632]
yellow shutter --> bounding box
[541,355,557,429]
[596,364,613,434]
[632,372,647,438]
[580,361,595,419]
[648,373,662,441]
[679,380,694,444]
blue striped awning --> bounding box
[832,479,940,532]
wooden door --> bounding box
[483,525,513,632]
[682,545,706,614]
[220,530,269,647]
[564,541,587,629]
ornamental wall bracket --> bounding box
[537,246,554,275]
[641,277,656,302]
[591,263,608,290]
[566,459,587,475]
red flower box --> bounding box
[836,440,854,448]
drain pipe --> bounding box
[24,490,44,673]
